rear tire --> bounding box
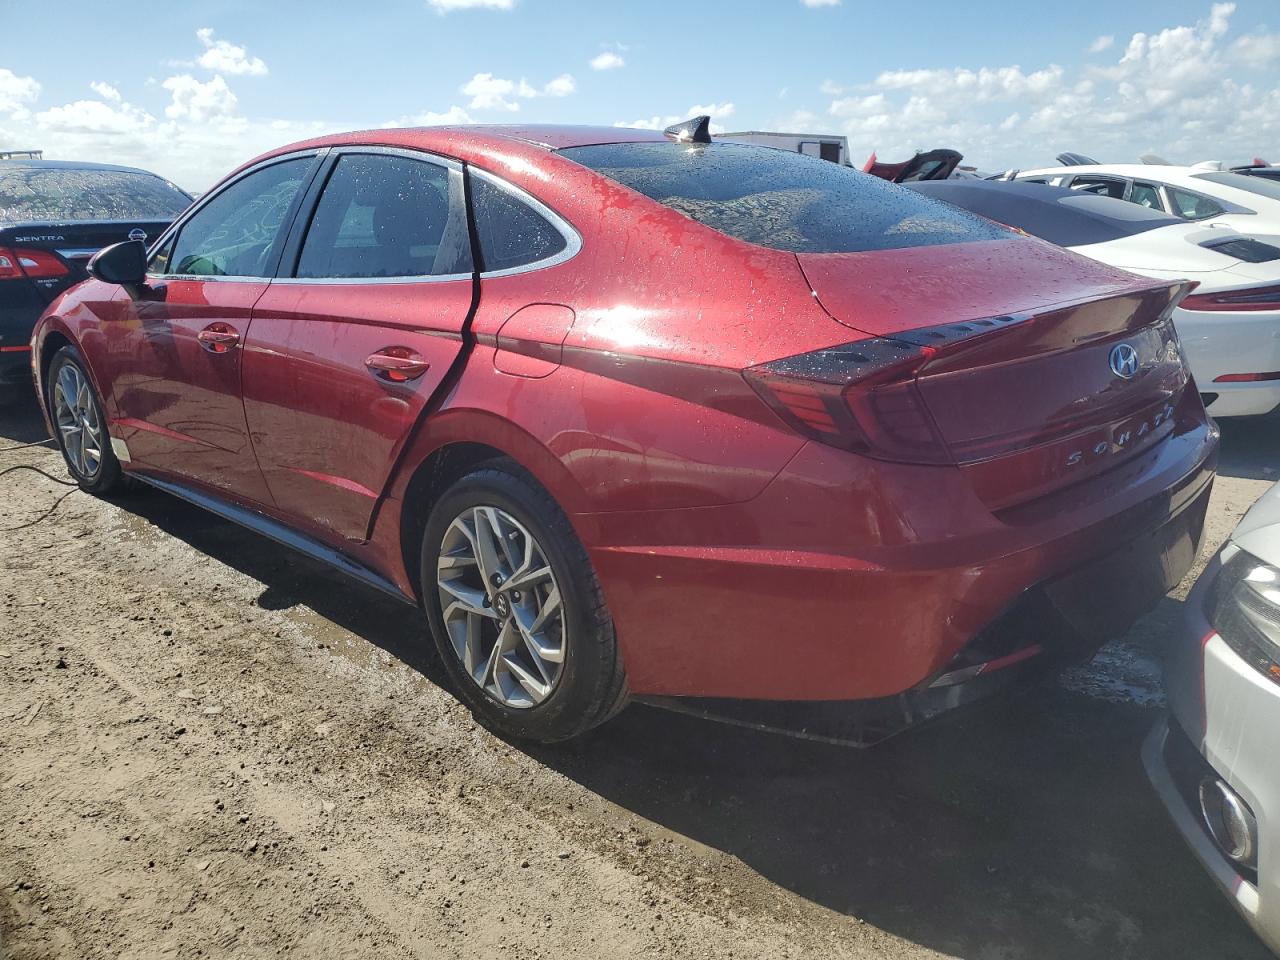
[421,461,627,743]
[47,346,124,494]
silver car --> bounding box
[1146,480,1280,956]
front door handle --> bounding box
[197,323,240,354]
[366,348,430,382]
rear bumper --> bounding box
[1203,385,1280,419]
[590,413,1219,701]
[0,291,40,385]
[0,347,33,386]
[1179,306,1280,418]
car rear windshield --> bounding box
[558,142,1011,254]
[0,167,192,223]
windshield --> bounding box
[0,167,192,223]
[1193,171,1280,202]
[558,141,1011,254]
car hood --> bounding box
[1233,481,1280,568]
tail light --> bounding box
[744,338,953,464]
[1213,371,1280,383]
[0,247,69,281]
[1180,284,1280,312]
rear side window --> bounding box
[296,153,471,279]
[0,167,191,223]
[164,157,311,278]
[558,142,1009,254]
[470,174,568,272]
[1167,187,1226,221]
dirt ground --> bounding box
[2,388,1277,960]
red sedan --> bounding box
[32,119,1218,742]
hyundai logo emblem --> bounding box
[1109,343,1139,379]
[128,228,147,242]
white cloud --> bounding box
[163,74,238,122]
[590,51,625,70]
[689,101,735,120]
[1233,32,1280,67]
[461,72,525,111]
[0,68,40,117]
[801,0,840,6]
[195,27,268,76]
[614,103,735,134]
[460,71,569,110]
[1089,35,1115,53]
[89,81,121,103]
[802,2,1280,172]
[427,0,515,11]
[36,98,154,135]
[543,74,575,97]
[391,105,475,126]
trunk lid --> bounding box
[0,219,173,304]
[797,239,1197,510]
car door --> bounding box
[243,148,475,542]
[105,153,320,504]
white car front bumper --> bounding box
[1146,557,1280,956]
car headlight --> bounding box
[1208,548,1280,686]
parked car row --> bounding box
[0,160,192,389]
[8,118,1278,954]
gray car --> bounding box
[1146,480,1280,955]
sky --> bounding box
[2,0,1280,191]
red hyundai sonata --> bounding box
[32,118,1218,742]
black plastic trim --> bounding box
[129,472,416,606]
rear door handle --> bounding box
[197,323,240,354]
[366,349,430,382]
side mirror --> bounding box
[87,240,148,299]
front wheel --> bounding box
[421,462,627,742]
[47,346,124,494]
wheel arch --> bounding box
[387,410,596,602]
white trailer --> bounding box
[718,131,849,165]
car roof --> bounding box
[0,159,171,177]
[1018,163,1203,179]
[286,124,668,154]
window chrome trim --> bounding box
[468,166,583,278]
[269,146,472,286]
[144,148,327,282]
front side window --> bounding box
[296,153,471,279]
[162,157,311,277]
[470,174,568,273]
[559,142,1009,254]
[1167,187,1226,220]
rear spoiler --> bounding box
[862,148,963,183]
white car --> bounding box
[1144,480,1280,957]
[910,179,1280,418]
[1011,162,1280,248]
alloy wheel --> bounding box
[52,362,103,479]
[436,505,566,709]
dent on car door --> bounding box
[243,150,475,542]
[106,154,319,504]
